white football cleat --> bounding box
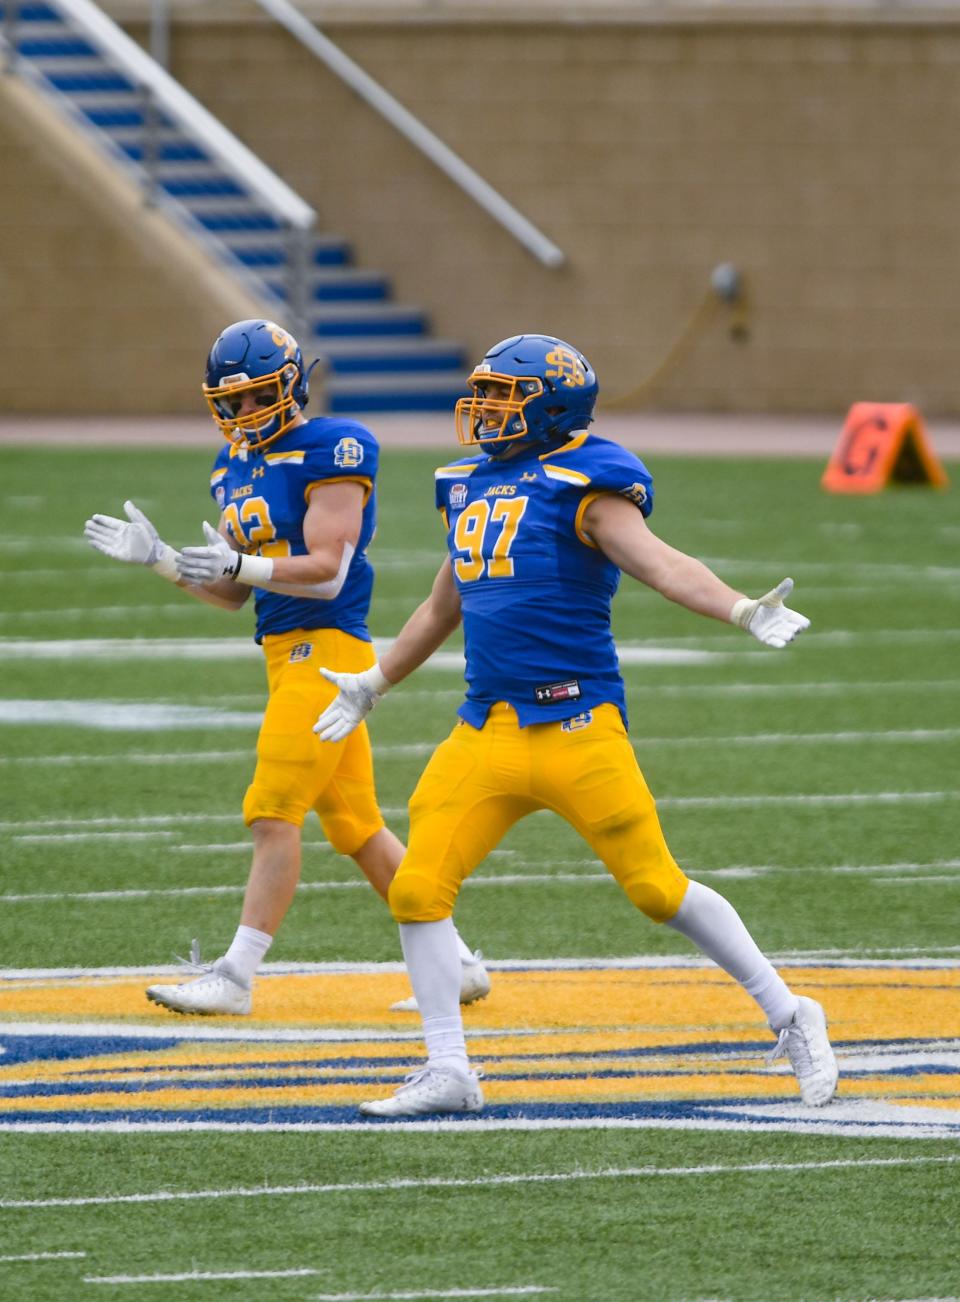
[146,960,252,1016]
[359,1065,484,1117]
[766,995,839,1106]
[390,953,491,1013]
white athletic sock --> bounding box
[221,924,272,987]
[399,918,470,1076]
[665,879,800,1031]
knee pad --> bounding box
[621,862,689,923]
[388,869,455,923]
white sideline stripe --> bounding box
[5,1114,960,1139]
[5,727,959,767]
[0,791,951,836]
[0,1251,86,1263]
[3,954,958,984]
[6,1156,958,1212]
[6,861,960,905]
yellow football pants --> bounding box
[388,701,689,924]
[242,627,385,854]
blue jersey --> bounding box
[209,417,378,643]
[435,430,654,729]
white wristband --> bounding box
[233,552,275,586]
[151,544,181,584]
[367,661,393,694]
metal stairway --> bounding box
[0,1,467,414]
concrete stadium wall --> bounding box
[0,74,263,415]
[4,5,960,416]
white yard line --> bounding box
[4,861,960,906]
[7,1155,958,1213]
[0,640,714,666]
[89,1280,553,1296]
[0,1251,86,1263]
[4,727,958,767]
[0,790,951,838]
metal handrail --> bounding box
[254,0,566,269]
[2,0,317,337]
[7,0,316,235]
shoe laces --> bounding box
[171,938,213,976]
[397,1067,434,1093]
[766,1020,814,1075]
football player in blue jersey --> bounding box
[315,332,839,1116]
[83,319,488,1016]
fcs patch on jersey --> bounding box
[535,678,582,705]
[561,710,593,732]
[288,641,313,663]
[621,482,649,507]
[334,436,364,468]
[449,482,469,509]
[214,484,226,508]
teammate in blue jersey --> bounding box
[316,332,839,1116]
[84,318,487,1015]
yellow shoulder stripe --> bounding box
[543,464,592,486]
[210,468,227,485]
[435,464,478,479]
[264,450,306,465]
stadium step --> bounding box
[2,0,467,414]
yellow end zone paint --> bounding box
[1,965,958,1125]
[1,965,958,1038]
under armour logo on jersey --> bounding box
[334,437,364,468]
[252,465,265,479]
[545,346,586,388]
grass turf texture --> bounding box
[1,445,958,1299]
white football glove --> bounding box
[177,521,240,586]
[313,663,392,742]
[730,577,810,648]
[83,500,180,582]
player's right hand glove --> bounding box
[313,663,392,742]
[83,500,180,582]
[730,577,810,648]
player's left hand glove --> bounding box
[83,500,180,582]
[313,663,392,742]
[730,577,810,648]
[177,521,240,586]
[178,522,276,588]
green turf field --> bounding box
[1,445,958,1300]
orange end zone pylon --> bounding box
[822,402,949,494]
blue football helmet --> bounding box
[454,334,598,452]
[203,319,309,451]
